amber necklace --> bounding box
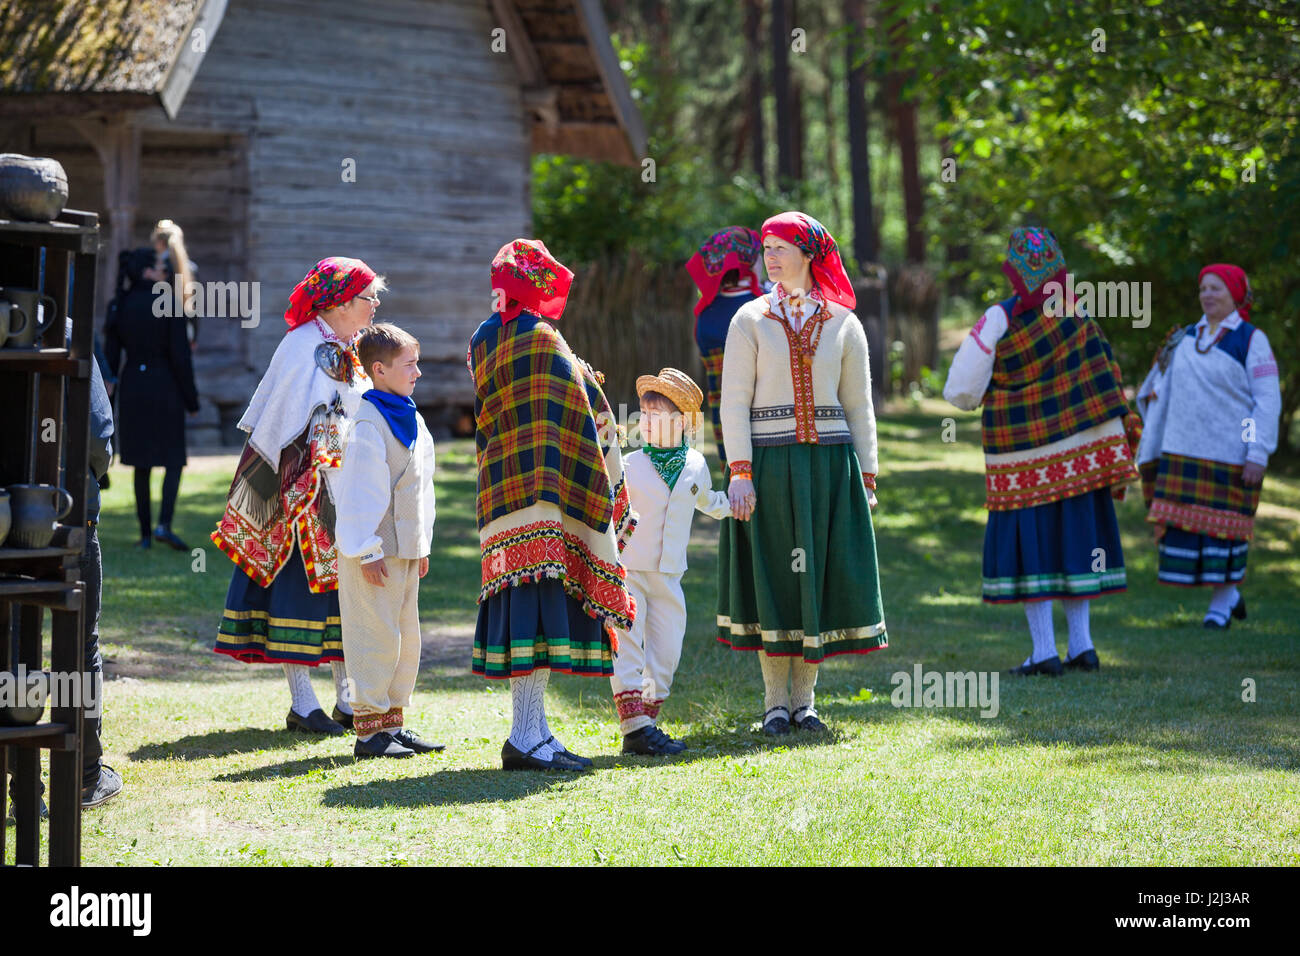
[1194,320,1228,354]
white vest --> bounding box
[620,447,729,574]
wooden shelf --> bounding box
[0,349,88,376]
[0,580,80,609]
[0,217,98,254]
[0,544,80,563]
[0,722,75,749]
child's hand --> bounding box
[419,556,429,578]
[362,558,389,587]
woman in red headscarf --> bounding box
[1135,263,1281,627]
[468,239,637,771]
[717,211,887,736]
[686,226,763,468]
[212,257,385,735]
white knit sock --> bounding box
[758,654,792,720]
[509,670,555,759]
[1023,601,1057,666]
[790,659,819,721]
[540,712,575,753]
[331,660,353,715]
[284,663,321,717]
[1062,599,1094,659]
[1206,585,1239,624]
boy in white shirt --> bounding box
[614,368,730,755]
[333,323,440,759]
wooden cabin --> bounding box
[0,0,645,444]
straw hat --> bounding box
[636,367,705,436]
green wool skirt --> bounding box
[717,442,888,662]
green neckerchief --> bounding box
[645,438,688,491]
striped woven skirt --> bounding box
[717,442,887,662]
[215,544,343,665]
[473,580,613,678]
[982,486,1127,602]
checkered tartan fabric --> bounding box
[469,313,617,535]
[982,308,1132,454]
[700,346,726,463]
[1146,452,1261,540]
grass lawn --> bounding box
[9,399,1299,866]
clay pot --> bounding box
[4,484,72,548]
[0,670,50,726]
[0,154,69,222]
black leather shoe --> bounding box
[548,737,592,766]
[793,709,828,732]
[1232,594,1248,620]
[622,725,686,756]
[1006,655,1064,677]
[391,728,445,753]
[354,732,414,759]
[502,739,587,772]
[153,524,189,551]
[1203,614,1231,630]
[330,706,354,730]
[762,706,791,735]
[1063,648,1100,672]
[286,707,347,735]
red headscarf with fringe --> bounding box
[760,211,855,310]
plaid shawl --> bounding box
[1142,454,1262,541]
[470,311,630,537]
[983,296,1133,454]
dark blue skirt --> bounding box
[214,545,343,665]
[983,487,1127,603]
[1157,527,1249,586]
[472,579,613,678]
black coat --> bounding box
[104,281,199,468]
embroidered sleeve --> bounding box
[1244,329,1282,465]
[943,304,1008,411]
[862,472,876,491]
[728,459,753,481]
[719,311,758,465]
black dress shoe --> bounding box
[547,737,592,766]
[354,732,414,759]
[286,707,347,735]
[1232,594,1248,620]
[793,709,828,732]
[391,728,445,753]
[330,706,354,730]
[622,725,686,756]
[1203,614,1231,630]
[501,739,587,772]
[153,524,189,551]
[1063,648,1100,672]
[1006,655,1064,677]
[762,706,791,736]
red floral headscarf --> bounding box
[685,226,762,317]
[284,257,377,331]
[1198,263,1253,322]
[760,211,855,310]
[491,238,574,323]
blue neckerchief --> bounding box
[362,389,417,448]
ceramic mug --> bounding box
[0,287,55,348]
[0,298,31,348]
[4,483,72,548]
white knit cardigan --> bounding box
[719,293,878,474]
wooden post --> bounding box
[854,268,889,408]
[70,115,141,323]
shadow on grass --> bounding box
[130,727,314,761]
[322,768,571,807]
[214,754,354,782]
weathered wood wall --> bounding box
[4,0,533,444]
